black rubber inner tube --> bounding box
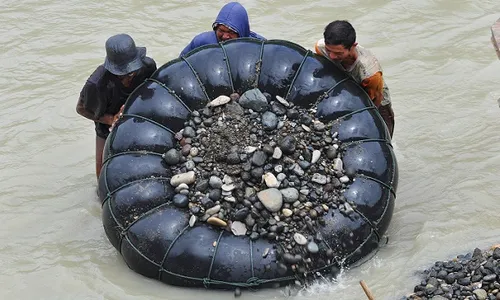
[97,38,398,289]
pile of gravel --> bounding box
[405,247,500,300]
[162,88,357,274]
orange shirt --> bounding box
[315,38,391,107]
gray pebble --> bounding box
[195,180,209,192]
[239,88,269,112]
[307,241,319,254]
[261,111,278,131]
[226,152,240,164]
[162,149,181,165]
[279,136,296,154]
[185,160,195,170]
[234,208,249,221]
[251,151,268,166]
[183,126,196,137]
[192,156,204,163]
[209,176,223,189]
[311,173,327,185]
[172,194,189,208]
[208,189,221,201]
[326,146,337,159]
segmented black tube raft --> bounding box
[98,38,398,289]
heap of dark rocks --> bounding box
[405,246,500,300]
[162,88,356,274]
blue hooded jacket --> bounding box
[180,2,265,56]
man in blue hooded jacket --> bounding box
[180,2,265,56]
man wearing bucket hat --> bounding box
[76,33,157,179]
[179,2,265,56]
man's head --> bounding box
[104,34,145,77]
[214,24,239,42]
[212,2,250,42]
[323,20,357,62]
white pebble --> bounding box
[333,158,343,172]
[344,202,354,214]
[263,172,279,188]
[170,171,196,187]
[245,187,255,197]
[311,173,327,185]
[275,95,290,107]
[293,233,308,245]
[312,120,325,131]
[257,188,283,212]
[224,196,236,203]
[205,205,221,215]
[221,184,235,192]
[301,124,311,132]
[272,147,283,159]
[178,183,189,189]
[189,147,199,156]
[175,183,189,192]
[276,173,286,182]
[245,146,257,153]
[207,95,230,107]
[299,189,309,195]
[262,248,270,258]
[311,150,321,164]
[189,215,197,227]
[231,221,247,236]
[223,175,234,184]
[339,176,350,183]
[282,208,293,217]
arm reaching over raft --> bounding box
[360,71,384,108]
[76,79,117,126]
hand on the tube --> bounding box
[109,105,125,132]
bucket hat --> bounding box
[103,34,146,76]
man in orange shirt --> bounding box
[315,20,395,137]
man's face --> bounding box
[324,43,352,62]
[117,71,136,87]
[215,24,239,42]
